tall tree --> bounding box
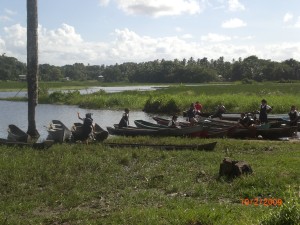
[27,0,39,137]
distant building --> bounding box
[97,75,104,81]
[62,77,70,81]
[18,75,26,81]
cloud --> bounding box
[99,0,110,6]
[222,18,247,28]
[175,27,183,32]
[103,0,203,17]
[1,23,300,66]
[283,12,293,23]
[0,15,12,22]
[265,42,300,61]
[4,9,17,16]
[295,16,300,28]
[181,34,193,39]
[201,33,231,42]
[228,0,245,12]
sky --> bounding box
[0,0,300,66]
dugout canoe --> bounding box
[47,120,72,143]
[228,125,298,139]
[107,126,159,137]
[7,124,30,143]
[71,123,108,142]
[151,117,235,138]
[111,122,206,137]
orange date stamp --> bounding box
[241,198,283,206]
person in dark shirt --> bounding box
[77,112,94,140]
[186,103,198,124]
[211,104,226,119]
[288,105,299,126]
[258,99,272,124]
[168,115,180,128]
[119,108,130,128]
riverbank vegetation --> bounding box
[0,137,299,224]
[1,54,300,83]
[26,82,300,114]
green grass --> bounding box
[3,82,300,113]
[33,82,300,113]
[0,137,299,224]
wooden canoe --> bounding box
[7,124,30,143]
[71,123,108,142]
[111,122,206,137]
[104,141,217,151]
[47,120,72,143]
[152,116,190,127]
[107,126,159,137]
[152,117,235,138]
[228,125,298,139]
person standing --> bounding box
[288,105,299,126]
[77,112,94,141]
[119,108,130,128]
[259,99,272,124]
[186,103,198,124]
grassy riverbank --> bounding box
[0,137,299,224]
[32,82,300,114]
[3,81,300,113]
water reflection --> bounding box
[0,100,157,140]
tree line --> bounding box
[1,54,300,83]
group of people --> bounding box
[238,99,299,128]
[185,98,299,128]
[185,101,226,124]
[76,98,299,141]
[76,108,130,142]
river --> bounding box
[0,100,159,141]
[0,85,168,98]
[0,85,167,141]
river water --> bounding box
[1,85,298,141]
[0,100,159,141]
[0,85,168,98]
[0,85,167,141]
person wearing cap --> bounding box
[118,108,130,128]
[168,115,180,128]
[258,99,272,124]
[77,112,94,140]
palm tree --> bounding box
[26,0,39,137]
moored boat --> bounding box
[152,117,235,138]
[107,125,158,137]
[109,122,206,137]
[71,123,108,142]
[228,124,298,139]
[7,124,30,143]
[134,120,207,136]
[47,120,71,143]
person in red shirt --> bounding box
[194,101,203,114]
